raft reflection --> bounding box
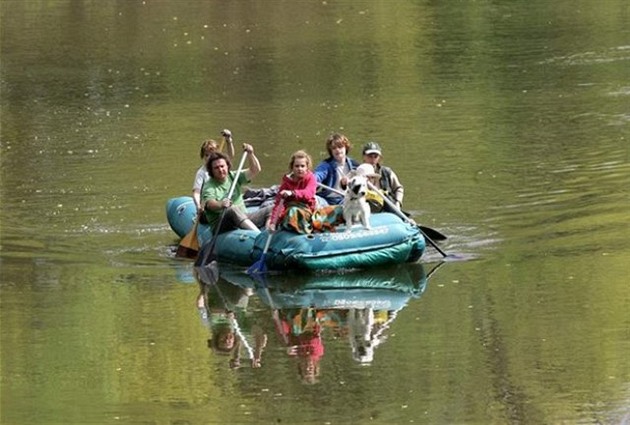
[195,263,443,380]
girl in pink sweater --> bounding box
[267,150,317,234]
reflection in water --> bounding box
[274,307,324,383]
[196,279,265,369]
[195,262,443,381]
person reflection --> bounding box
[273,307,324,384]
[196,281,267,369]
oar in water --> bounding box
[316,182,447,242]
[247,199,284,277]
[175,215,200,258]
[401,216,446,241]
[364,181,453,259]
[194,150,249,285]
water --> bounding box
[1,1,629,424]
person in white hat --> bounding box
[361,142,404,212]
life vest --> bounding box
[365,189,385,211]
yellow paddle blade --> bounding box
[176,221,199,259]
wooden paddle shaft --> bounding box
[227,151,249,201]
[262,199,283,252]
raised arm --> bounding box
[221,129,236,160]
[243,143,261,180]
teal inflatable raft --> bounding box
[166,196,425,271]
[219,263,428,310]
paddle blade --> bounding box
[418,225,447,241]
[246,223,278,277]
[176,243,199,259]
[194,260,220,285]
[194,235,218,266]
[175,222,200,258]
[246,255,267,276]
[248,263,270,289]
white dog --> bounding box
[343,171,371,231]
[343,164,381,231]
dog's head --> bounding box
[346,173,368,200]
[352,338,375,364]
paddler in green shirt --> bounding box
[201,143,272,234]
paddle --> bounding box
[400,216,446,241]
[194,150,249,284]
[175,214,200,258]
[364,181,451,258]
[247,199,284,276]
[316,182,447,241]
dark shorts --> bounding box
[216,205,273,233]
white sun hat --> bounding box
[355,163,381,178]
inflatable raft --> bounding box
[166,196,425,271]
[219,263,428,310]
